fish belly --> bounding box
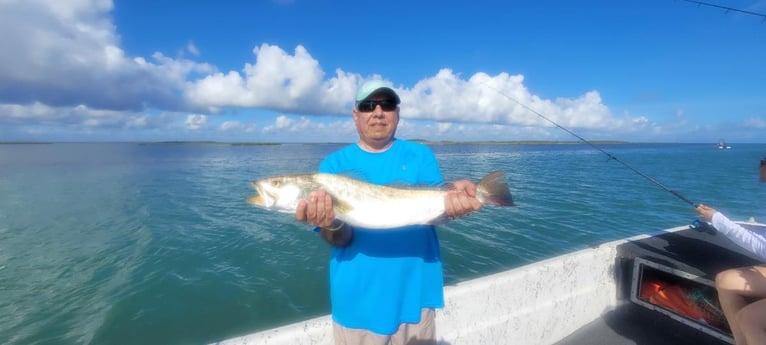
[337,195,445,229]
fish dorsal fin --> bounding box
[334,170,440,191]
[335,169,367,182]
[383,179,417,189]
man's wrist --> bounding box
[320,222,352,247]
[324,220,345,232]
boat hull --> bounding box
[212,222,765,345]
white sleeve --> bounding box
[711,212,766,260]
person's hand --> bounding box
[445,179,483,218]
[695,204,718,222]
[296,189,352,247]
[295,189,336,228]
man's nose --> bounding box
[371,105,385,116]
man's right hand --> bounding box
[296,190,353,247]
[295,189,336,228]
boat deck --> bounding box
[555,302,728,345]
[558,224,764,345]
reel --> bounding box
[689,219,717,235]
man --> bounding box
[294,80,481,345]
[695,160,766,345]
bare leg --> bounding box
[738,299,766,345]
[716,266,766,345]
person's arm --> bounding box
[711,212,766,260]
[698,204,766,259]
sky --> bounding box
[0,0,765,143]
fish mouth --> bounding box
[246,194,265,205]
[247,182,275,208]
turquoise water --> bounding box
[1,142,764,345]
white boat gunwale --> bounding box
[212,222,764,345]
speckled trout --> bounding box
[246,171,514,229]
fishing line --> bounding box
[482,83,697,207]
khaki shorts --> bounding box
[332,308,436,345]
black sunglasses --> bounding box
[356,100,398,112]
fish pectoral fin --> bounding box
[333,198,354,214]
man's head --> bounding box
[355,80,401,107]
[353,80,401,152]
[760,157,765,182]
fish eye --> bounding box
[270,180,281,187]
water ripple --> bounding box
[1,142,764,344]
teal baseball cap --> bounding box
[355,80,400,104]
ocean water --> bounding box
[1,142,764,345]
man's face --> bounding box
[353,95,399,149]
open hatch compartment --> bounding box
[630,257,733,344]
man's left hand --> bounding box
[445,179,482,218]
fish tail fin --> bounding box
[477,171,514,206]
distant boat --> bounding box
[716,139,731,149]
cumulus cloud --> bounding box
[183,45,618,132]
[436,123,452,134]
[339,69,610,130]
[185,44,359,115]
[263,115,313,132]
[0,0,214,112]
[185,114,207,130]
[0,0,670,142]
[220,121,256,133]
[0,102,150,129]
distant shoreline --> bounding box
[0,140,757,145]
[0,140,630,146]
[410,139,629,145]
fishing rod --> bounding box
[482,83,697,208]
[679,0,766,22]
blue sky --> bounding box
[1,0,764,143]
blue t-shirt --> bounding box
[318,138,445,335]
